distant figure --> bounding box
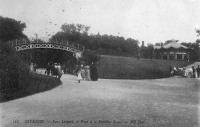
[50,63,60,78]
[46,63,51,75]
[85,65,91,81]
[197,65,200,78]
[192,66,195,78]
[30,63,34,72]
[170,66,174,76]
[171,66,177,76]
[33,63,37,72]
[90,63,98,81]
[77,65,84,83]
[57,64,63,79]
[51,66,58,77]
[81,65,86,80]
[194,67,198,78]
[183,67,187,77]
[192,66,198,78]
[49,63,54,76]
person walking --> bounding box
[77,65,84,83]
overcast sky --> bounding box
[0,0,200,44]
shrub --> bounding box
[98,55,191,79]
[0,41,29,89]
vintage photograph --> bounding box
[0,0,200,127]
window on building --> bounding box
[169,54,174,60]
[177,54,182,60]
[163,55,167,60]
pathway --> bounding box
[0,74,199,127]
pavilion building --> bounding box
[153,40,190,61]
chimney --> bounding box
[161,42,163,47]
[142,41,144,47]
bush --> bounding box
[0,42,29,89]
[98,55,191,79]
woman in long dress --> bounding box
[85,65,91,81]
[90,63,98,81]
[194,67,198,78]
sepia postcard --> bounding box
[0,0,200,127]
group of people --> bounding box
[30,62,98,82]
[46,63,63,79]
[76,63,98,83]
[170,66,178,76]
[170,65,200,78]
[192,65,200,78]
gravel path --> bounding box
[0,74,199,127]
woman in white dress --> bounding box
[77,65,84,83]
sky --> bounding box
[0,0,200,44]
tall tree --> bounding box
[0,17,29,89]
[0,16,27,42]
[61,24,90,34]
[50,23,139,58]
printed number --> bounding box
[13,120,19,124]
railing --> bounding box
[9,39,85,53]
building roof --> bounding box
[154,40,188,49]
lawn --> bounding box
[97,55,192,79]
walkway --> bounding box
[0,74,199,127]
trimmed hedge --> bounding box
[97,55,191,79]
[0,73,61,102]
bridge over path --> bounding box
[9,39,85,57]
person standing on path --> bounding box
[192,66,196,78]
[90,63,98,81]
[197,65,200,78]
[46,63,50,76]
[85,65,91,81]
[57,64,63,79]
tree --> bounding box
[0,17,29,89]
[61,24,90,34]
[141,44,154,59]
[0,16,27,42]
[81,49,100,65]
[195,39,200,60]
[50,23,139,58]
[195,28,200,60]
[181,42,199,61]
